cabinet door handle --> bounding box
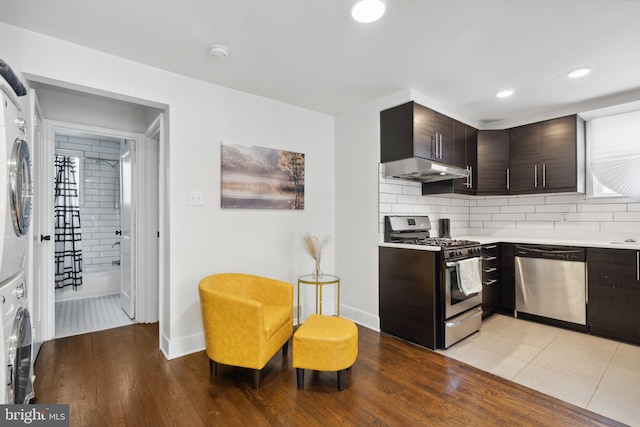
[484,256,497,261]
[469,166,473,188]
[506,168,510,190]
[484,268,498,273]
[484,279,497,286]
[637,251,639,281]
[484,245,497,249]
[534,164,538,188]
[440,134,443,159]
[542,163,546,187]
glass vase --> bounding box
[313,259,323,278]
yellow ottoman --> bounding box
[293,314,358,391]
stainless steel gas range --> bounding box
[379,215,483,349]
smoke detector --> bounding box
[209,44,230,61]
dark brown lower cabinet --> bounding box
[379,247,440,349]
[587,248,640,345]
[498,243,516,315]
[481,244,500,318]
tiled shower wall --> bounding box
[378,166,640,240]
[55,135,121,269]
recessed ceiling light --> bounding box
[568,68,590,78]
[351,0,386,23]
[496,90,514,98]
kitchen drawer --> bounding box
[481,244,500,318]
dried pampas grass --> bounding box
[303,233,329,262]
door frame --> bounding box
[40,119,159,340]
[27,89,45,358]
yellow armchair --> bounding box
[198,273,294,387]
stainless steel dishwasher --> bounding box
[515,245,586,326]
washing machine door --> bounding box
[7,307,34,404]
[9,138,33,236]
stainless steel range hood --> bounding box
[382,157,469,183]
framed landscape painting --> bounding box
[221,142,305,209]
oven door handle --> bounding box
[445,257,483,268]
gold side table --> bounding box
[297,274,340,325]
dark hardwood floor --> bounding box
[34,323,623,426]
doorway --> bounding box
[26,79,166,354]
[51,128,141,337]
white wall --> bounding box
[334,91,411,330]
[0,22,335,358]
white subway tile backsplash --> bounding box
[500,205,535,214]
[476,198,509,206]
[391,204,414,214]
[416,196,437,205]
[379,182,404,194]
[470,213,493,221]
[545,194,585,204]
[474,206,500,214]
[554,222,601,231]
[534,204,577,213]
[492,213,526,221]
[614,211,640,221]
[525,213,562,222]
[515,222,554,230]
[567,212,614,222]
[577,203,627,212]
[397,195,419,204]
[434,198,452,206]
[403,185,423,196]
[509,196,547,206]
[485,221,517,229]
[379,175,640,240]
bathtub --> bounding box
[55,265,121,302]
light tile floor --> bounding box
[436,314,640,426]
[55,294,134,338]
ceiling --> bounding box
[2,0,640,126]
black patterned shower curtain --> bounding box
[54,155,83,289]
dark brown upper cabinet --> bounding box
[477,130,510,195]
[508,115,584,194]
[380,101,454,164]
[421,119,478,195]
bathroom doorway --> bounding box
[27,81,165,344]
[51,127,139,337]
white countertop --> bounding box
[379,237,640,250]
[457,236,640,250]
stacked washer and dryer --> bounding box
[0,69,35,404]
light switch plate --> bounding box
[188,190,203,206]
